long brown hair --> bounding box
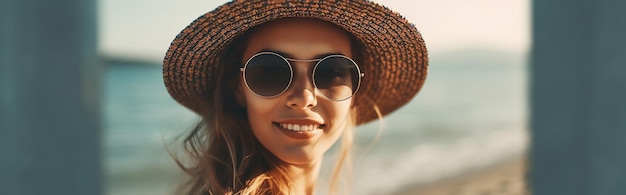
[173,21,364,195]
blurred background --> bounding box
[7,0,624,195]
[1,0,530,194]
[99,0,530,194]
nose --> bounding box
[286,63,317,109]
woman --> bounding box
[163,1,428,194]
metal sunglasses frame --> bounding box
[240,51,365,101]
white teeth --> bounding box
[279,123,320,132]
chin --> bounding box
[276,150,322,165]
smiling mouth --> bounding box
[273,122,326,132]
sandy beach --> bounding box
[392,157,529,195]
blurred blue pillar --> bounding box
[0,0,101,195]
[531,0,626,194]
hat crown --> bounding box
[163,0,428,125]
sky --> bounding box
[99,0,529,62]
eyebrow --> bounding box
[259,49,344,60]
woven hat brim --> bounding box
[163,0,428,125]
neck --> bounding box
[286,160,322,195]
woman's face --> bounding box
[241,18,353,166]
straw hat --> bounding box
[163,0,428,125]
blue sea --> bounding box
[104,48,528,195]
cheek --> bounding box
[242,87,283,139]
[326,100,353,125]
[246,98,272,116]
[244,94,277,127]
[242,82,273,118]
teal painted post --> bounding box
[531,0,626,194]
[0,0,102,194]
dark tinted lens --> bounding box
[313,56,360,100]
[244,53,292,96]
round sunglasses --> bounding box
[240,52,364,101]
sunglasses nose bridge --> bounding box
[288,61,317,93]
[284,61,319,109]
